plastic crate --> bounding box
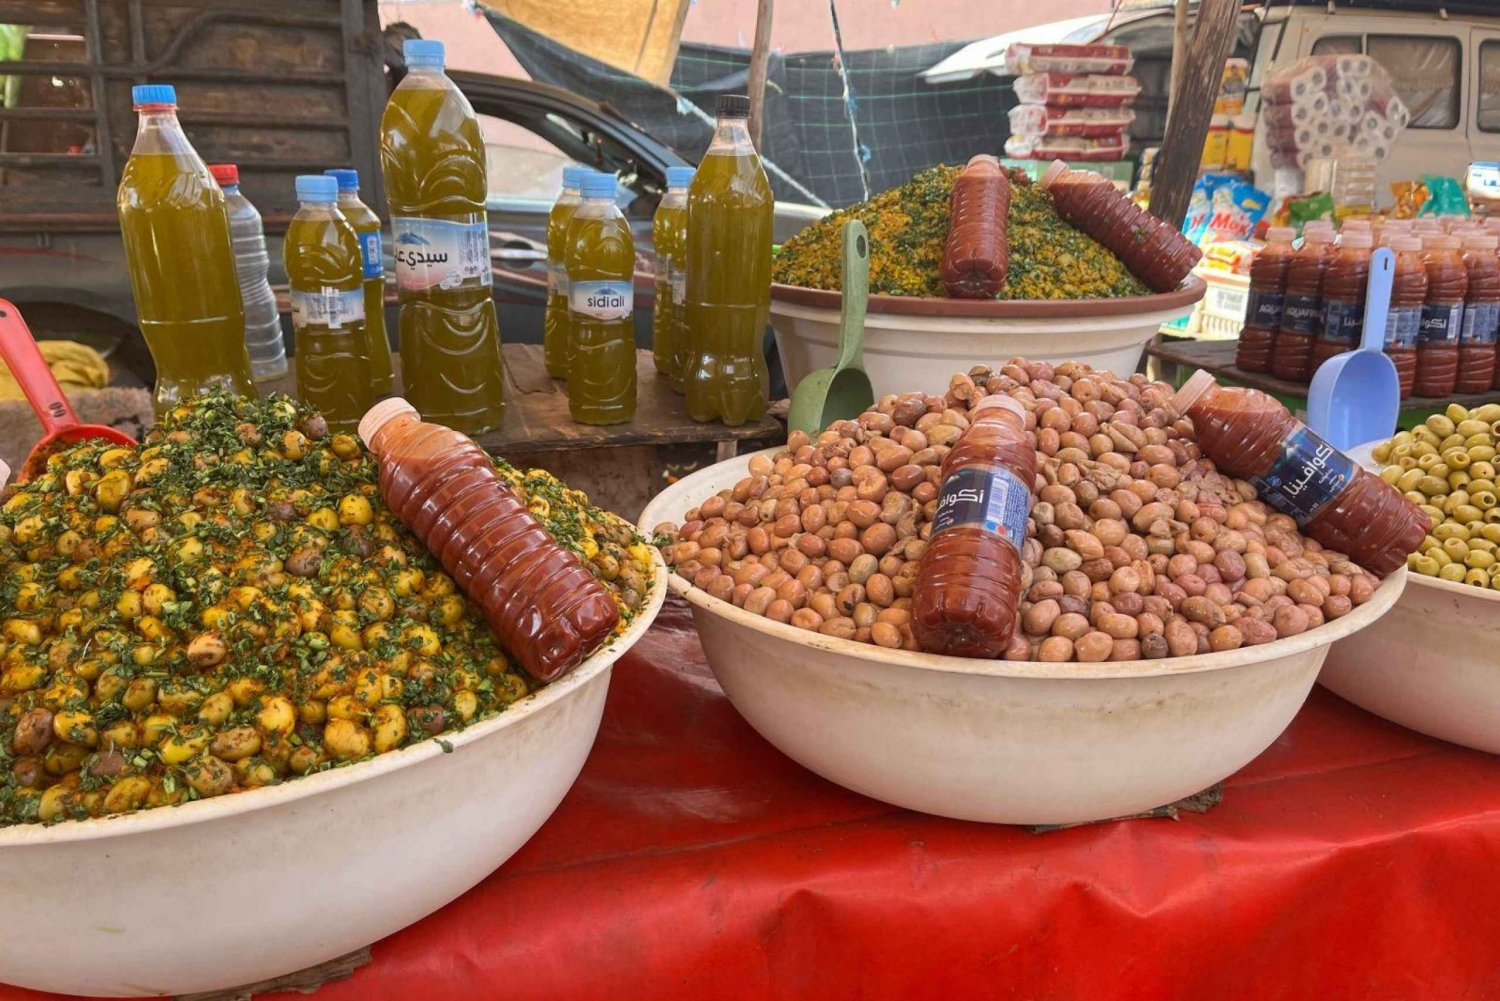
[1196,268,1250,340]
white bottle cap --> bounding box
[973,394,1026,420]
[1170,369,1218,417]
[358,397,420,454]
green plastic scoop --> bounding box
[787,219,876,435]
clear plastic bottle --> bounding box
[1271,227,1334,383]
[1415,234,1467,397]
[1386,236,1427,399]
[284,175,373,433]
[1038,159,1202,293]
[684,95,773,427]
[1312,229,1373,371]
[325,168,394,397]
[1172,370,1426,577]
[380,39,504,435]
[653,165,693,387]
[117,84,255,415]
[912,395,1035,658]
[543,165,587,379]
[1235,226,1294,373]
[1458,233,1500,393]
[565,171,637,425]
[358,397,620,681]
[209,163,288,383]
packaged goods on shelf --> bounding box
[1262,54,1409,170]
[1004,131,1130,162]
[1013,72,1142,108]
[1005,43,1133,76]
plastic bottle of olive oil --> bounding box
[654,165,694,389]
[544,165,588,379]
[325,168,394,397]
[565,172,636,425]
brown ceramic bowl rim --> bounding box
[769,274,1206,319]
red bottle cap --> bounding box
[208,163,238,186]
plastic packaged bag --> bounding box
[1416,174,1471,218]
[1003,131,1129,162]
[1008,104,1136,139]
[1005,43,1134,76]
[1260,53,1408,170]
[1013,72,1142,108]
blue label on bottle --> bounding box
[1321,297,1364,346]
[1247,289,1285,329]
[358,230,383,281]
[1387,305,1421,349]
[930,466,1031,548]
[1248,424,1356,524]
[1419,302,1463,345]
[1280,293,1324,335]
[1461,301,1499,345]
[391,215,492,292]
[568,279,633,321]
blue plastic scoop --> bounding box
[1306,246,1399,451]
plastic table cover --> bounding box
[5,596,1500,1001]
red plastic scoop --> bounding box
[0,298,136,482]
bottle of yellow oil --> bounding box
[379,39,504,434]
[325,168,394,396]
[565,171,636,425]
[284,175,373,432]
[544,165,588,378]
[654,165,693,390]
[117,84,255,415]
[683,95,773,426]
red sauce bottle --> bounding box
[1415,234,1467,397]
[1038,160,1202,293]
[1271,227,1334,383]
[1311,229,1373,371]
[1386,236,1427,400]
[359,398,620,681]
[1458,233,1500,394]
[1235,226,1294,373]
[1171,370,1426,578]
[912,394,1035,658]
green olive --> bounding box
[1413,440,1438,458]
[1397,456,1419,471]
[1434,523,1470,542]
[1418,475,1449,495]
[1443,538,1471,561]
[1445,450,1473,470]
[1467,434,1494,450]
[1476,491,1499,511]
[1454,505,1484,524]
[1458,419,1491,438]
[1469,477,1496,493]
[1474,403,1500,423]
[1473,461,1497,479]
[1428,414,1457,437]
[1483,524,1500,544]
[1466,567,1492,588]
[1488,508,1500,525]
[1431,548,1454,568]
[1396,468,1425,492]
[1410,554,1441,576]
[1470,537,1497,555]
[1447,403,1470,422]
[1440,562,1467,582]
[1440,434,1465,453]
[1421,506,1445,527]
[1467,549,1496,570]
[1392,442,1414,460]
[1417,453,1442,471]
[1373,442,1393,463]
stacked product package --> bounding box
[1262,53,1409,169]
[1003,43,1138,162]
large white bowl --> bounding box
[0,553,668,998]
[770,278,1205,398]
[1318,440,1500,753]
[640,451,1405,826]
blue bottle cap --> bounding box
[132,84,177,107]
[581,172,617,199]
[403,39,445,69]
[666,166,696,189]
[562,165,590,189]
[324,168,360,192]
[295,175,339,202]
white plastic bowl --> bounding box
[640,451,1405,826]
[1317,440,1500,753]
[769,278,1205,398]
[0,553,668,998]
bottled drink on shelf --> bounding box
[1386,236,1427,399]
[117,84,255,414]
[684,95,773,427]
[1415,234,1467,398]
[1235,226,1294,374]
[209,163,287,383]
[380,39,505,434]
[543,165,587,379]
[358,397,620,681]
[653,165,694,389]
[565,171,637,425]
[1311,229,1373,371]
[1458,233,1500,393]
[283,175,373,432]
[1270,227,1334,383]
[325,168,394,397]
[912,395,1035,658]
[1172,370,1426,577]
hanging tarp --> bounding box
[478,0,689,87]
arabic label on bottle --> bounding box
[1387,305,1422,349]
[930,466,1031,548]
[1280,293,1323,335]
[1247,424,1355,524]
[568,280,633,322]
[1321,298,1364,346]
[1460,302,1499,345]
[1419,302,1464,345]
[358,231,383,281]
[390,215,492,292]
[1247,289,1285,329]
[289,286,366,330]
[548,262,569,298]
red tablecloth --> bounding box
[9,597,1500,1000]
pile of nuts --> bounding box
[653,360,1384,661]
